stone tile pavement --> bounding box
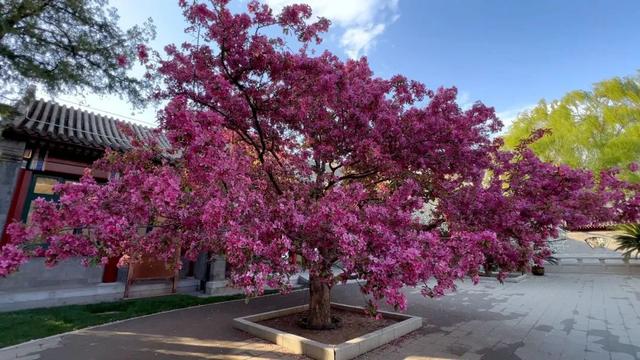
[2,273,639,360]
[364,273,640,360]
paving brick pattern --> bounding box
[2,273,639,360]
[364,273,640,360]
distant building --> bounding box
[0,99,226,311]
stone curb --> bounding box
[233,302,422,360]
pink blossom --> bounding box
[116,54,128,67]
[0,244,26,277]
[136,44,149,63]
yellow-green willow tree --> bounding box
[504,74,640,182]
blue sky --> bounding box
[55,0,640,129]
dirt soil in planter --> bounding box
[257,308,398,345]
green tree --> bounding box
[0,0,155,111]
[504,74,640,182]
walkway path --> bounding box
[2,273,640,360]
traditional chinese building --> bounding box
[0,98,228,311]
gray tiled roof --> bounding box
[2,99,170,150]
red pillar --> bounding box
[1,169,32,245]
[102,257,120,283]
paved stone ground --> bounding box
[2,273,640,360]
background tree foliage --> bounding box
[504,74,640,183]
[0,0,155,112]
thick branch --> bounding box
[218,45,283,195]
[325,168,379,190]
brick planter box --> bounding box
[233,303,422,360]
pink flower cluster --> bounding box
[0,244,26,277]
[2,1,638,311]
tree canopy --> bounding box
[1,0,639,329]
[504,74,640,183]
[0,0,154,107]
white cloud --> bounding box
[265,0,399,58]
[458,91,473,110]
[340,24,386,59]
[496,104,536,131]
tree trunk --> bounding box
[307,274,333,329]
[484,258,495,277]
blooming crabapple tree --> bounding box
[2,1,639,329]
[439,131,640,275]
